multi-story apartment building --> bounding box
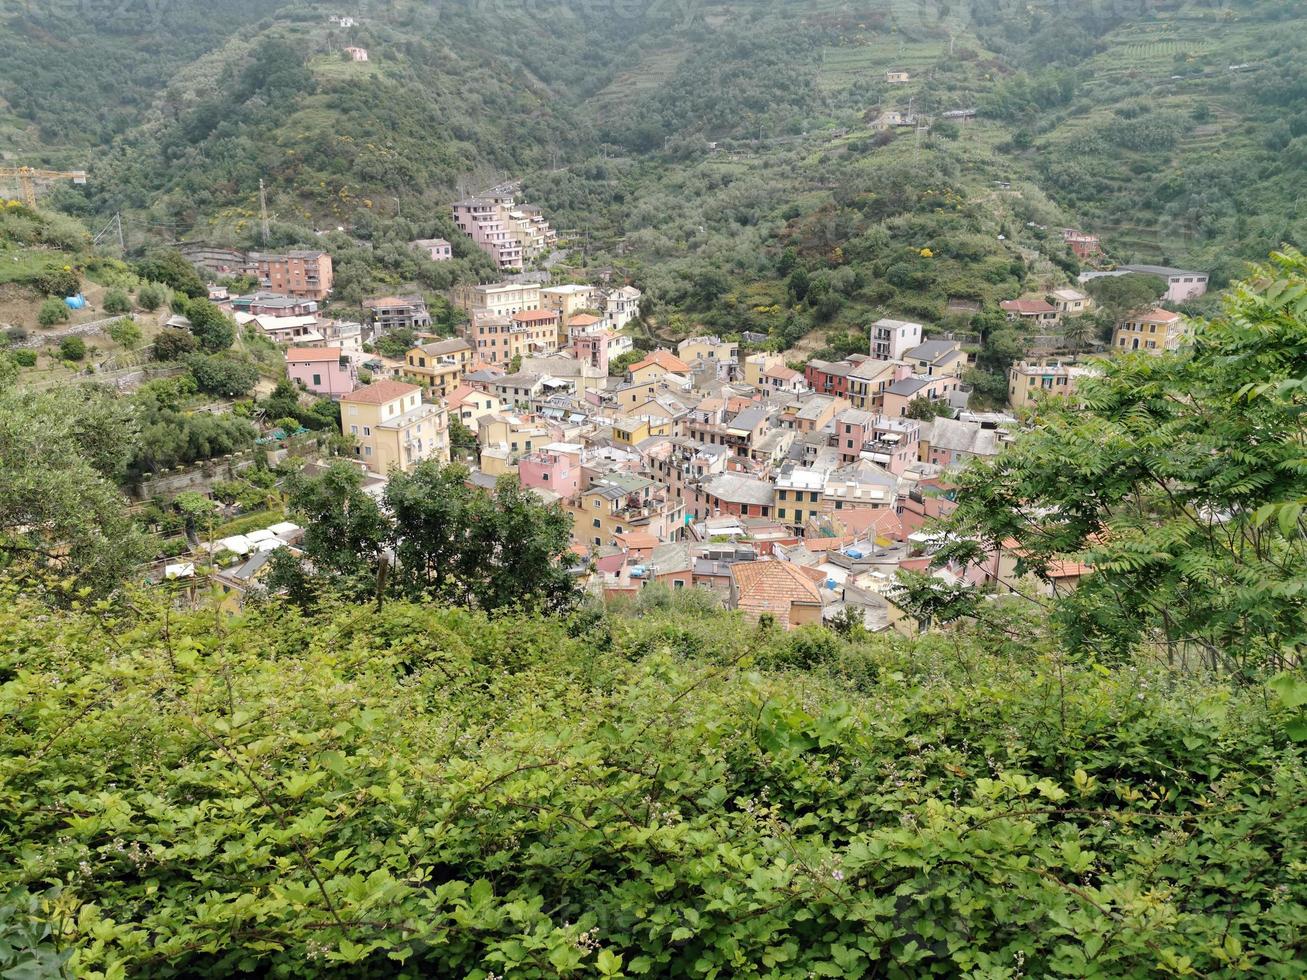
[452,191,557,271]
[453,281,542,321]
[340,380,449,475]
[1112,308,1188,353]
[465,308,560,366]
[364,294,432,333]
[869,318,923,360]
[452,198,525,271]
[602,285,642,330]
[250,251,333,301]
[404,338,475,397]
[542,284,600,323]
[1008,359,1099,407]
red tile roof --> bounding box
[731,560,823,629]
[567,313,603,327]
[1001,299,1058,315]
[286,347,342,362]
[631,350,691,374]
[513,309,561,323]
[1134,307,1181,323]
[342,380,420,405]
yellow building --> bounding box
[1112,308,1188,353]
[612,416,672,448]
[404,338,474,397]
[628,349,691,385]
[453,281,542,321]
[677,335,739,365]
[742,353,786,389]
[340,380,449,475]
[541,283,600,322]
[1008,359,1099,409]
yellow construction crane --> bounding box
[0,166,88,208]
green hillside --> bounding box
[0,0,1302,341]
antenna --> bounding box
[259,178,271,244]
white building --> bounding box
[603,285,642,331]
[870,318,923,361]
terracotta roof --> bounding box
[567,313,603,327]
[614,531,660,550]
[365,295,422,308]
[731,561,823,629]
[1133,307,1182,323]
[1001,299,1058,315]
[631,350,691,374]
[286,347,342,362]
[513,309,561,323]
[764,365,801,380]
[342,380,420,405]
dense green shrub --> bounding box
[0,591,1302,977]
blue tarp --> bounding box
[64,293,86,310]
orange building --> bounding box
[251,251,334,301]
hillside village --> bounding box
[15,177,1205,632]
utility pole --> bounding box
[259,178,270,245]
[93,212,124,253]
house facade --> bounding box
[1113,308,1188,352]
[251,251,333,301]
[340,380,450,474]
[285,347,356,399]
[870,318,923,361]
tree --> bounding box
[58,336,86,361]
[608,349,644,377]
[383,464,579,612]
[134,250,206,299]
[1083,273,1167,320]
[186,353,259,398]
[184,299,236,352]
[904,396,952,420]
[103,289,132,315]
[153,327,197,362]
[281,461,388,601]
[106,317,142,349]
[0,384,148,596]
[373,328,416,359]
[37,299,70,327]
[449,417,478,457]
[35,268,79,298]
[921,249,1307,677]
[136,282,166,311]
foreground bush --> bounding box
[0,590,1303,977]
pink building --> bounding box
[833,408,877,464]
[452,198,524,271]
[573,331,610,374]
[286,347,357,399]
[518,443,583,498]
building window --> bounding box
[312,373,322,386]
[350,425,358,435]
[364,446,372,457]
[363,427,371,436]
